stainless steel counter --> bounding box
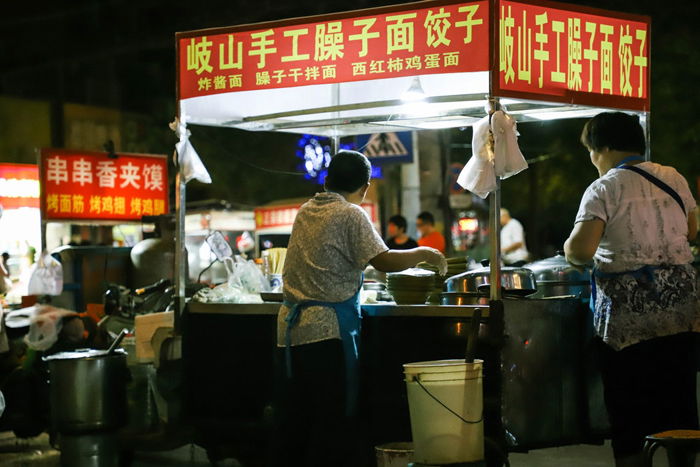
[187,301,489,318]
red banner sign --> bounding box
[40,149,169,222]
[255,201,378,230]
[0,163,39,209]
[177,1,489,99]
[493,0,650,110]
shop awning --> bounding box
[176,0,650,135]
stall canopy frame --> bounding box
[173,0,651,318]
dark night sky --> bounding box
[1,0,699,252]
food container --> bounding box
[44,348,128,433]
[440,292,489,306]
[444,263,537,296]
[523,251,591,299]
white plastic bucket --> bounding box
[403,359,484,465]
[375,442,414,467]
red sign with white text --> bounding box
[255,201,378,230]
[177,1,489,99]
[494,0,650,110]
[0,163,39,209]
[40,149,169,222]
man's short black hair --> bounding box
[417,211,435,225]
[325,150,372,193]
[580,112,646,155]
[388,214,407,232]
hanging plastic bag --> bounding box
[457,115,497,198]
[491,110,528,179]
[27,251,63,296]
[170,117,212,184]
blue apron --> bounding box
[283,276,363,417]
[589,155,681,312]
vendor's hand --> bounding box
[419,247,447,276]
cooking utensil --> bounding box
[523,251,591,299]
[440,292,489,306]
[465,308,481,363]
[107,328,128,355]
[444,263,537,296]
[44,348,128,432]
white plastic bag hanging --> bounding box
[27,251,63,296]
[457,115,497,198]
[170,117,212,184]
[491,110,528,179]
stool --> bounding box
[642,430,700,467]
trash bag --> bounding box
[27,251,63,296]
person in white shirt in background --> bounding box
[500,208,530,266]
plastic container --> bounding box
[375,442,414,467]
[403,359,484,465]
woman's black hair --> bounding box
[580,112,646,154]
[325,150,372,193]
[388,214,407,232]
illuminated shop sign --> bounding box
[0,163,40,209]
[493,0,650,110]
[177,1,489,99]
[40,149,169,222]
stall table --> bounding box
[182,297,595,465]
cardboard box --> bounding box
[134,311,174,363]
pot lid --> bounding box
[43,348,126,361]
[524,251,591,282]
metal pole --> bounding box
[640,111,651,161]
[174,165,186,334]
[487,97,502,301]
[489,178,502,300]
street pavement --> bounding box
[0,430,679,466]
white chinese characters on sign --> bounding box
[44,156,166,192]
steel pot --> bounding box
[523,251,591,299]
[44,348,128,433]
[440,292,489,306]
[444,263,537,296]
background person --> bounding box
[271,150,446,467]
[564,112,698,467]
[416,211,446,253]
[0,252,11,295]
[500,208,530,266]
[386,214,418,250]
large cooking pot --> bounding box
[44,348,128,433]
[444,261,537,296]
[523,251,591,299]
[440,292,490,305]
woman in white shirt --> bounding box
[564,112,698,467]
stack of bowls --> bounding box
[386,269,436,304]
[417,257,470,304]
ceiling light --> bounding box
[401,77,427,102]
